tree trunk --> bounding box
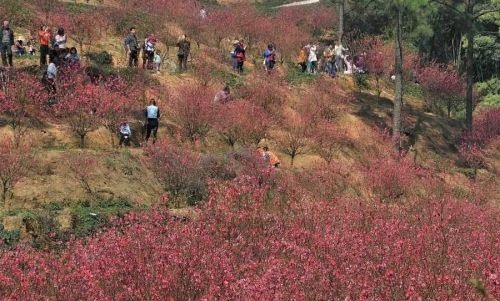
[2,181,8,205]
[80,134,86,148]
[337,0,345,45]
[465,26,474,130]
[393,7,404,152]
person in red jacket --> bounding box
[38,25,51,66]
[234,41,246,74]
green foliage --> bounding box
[87,51,113,66]
[285,62,316,84]
[354,73,370,91]
[403,82,424,99]
[211,70,244,88]
[63,2,96,13]
[71,196,133,237]
[71,206,109,237]
[44,202,64,212]
[477,77,500,108]
[112,10,155,37]
[0,225,20,247]
[469,277,487,297]
[0,0,33,25]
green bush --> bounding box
[403,82,424,99]
[71,206,109,237]
[71,196,133,237]
[87,51,113,66]
[477,77,500,108]
[285,61,316,84]
[354,73,369,91]
[211,70,244,88]
[0,225,20,247]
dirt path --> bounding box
[276,0,321,8]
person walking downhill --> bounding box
[145,100,160,144]
[1,21,14,67]
[263,44,276,74]
[119,121,132,147]
[177,34,191,72]
[154,50,161,73]
[143,34,156,69]
[124,27,139,68]
[38,26,51,66]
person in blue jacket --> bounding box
[263,44,276,73]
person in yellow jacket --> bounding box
[297,46,308,73]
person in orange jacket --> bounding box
[257,146,280,168]
[297,46,309,73]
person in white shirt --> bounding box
[308,45,318,74]
[343,55,353,75]
[46,59,57,94]
[334,41,348,72]
[54,28,66,50]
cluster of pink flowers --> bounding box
[0,172,498,300]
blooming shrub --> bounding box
[0,176,498,300]
[364,155,428,201]
[459,108,500,169]
[169,85,215,143]
[416,63,465,116]
[0,138,33,204]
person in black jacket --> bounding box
[124,27,139,68]
[1,21,14,67]
[177,35,191,72]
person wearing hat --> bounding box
[119,121,132,147]
[1,21,14,67]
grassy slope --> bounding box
[1,1,498,242]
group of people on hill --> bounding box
[125,28,163,72]
[117,99,160,147]
[228,41,277,74]
[124,27,191,73]
[297,41,366,76]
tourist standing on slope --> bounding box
[1,21,14,67]
[334,40,348,72]
[308,44,318,74]
[234,41,246,74]
[38,25,51,66]
[145,100,160,144]
[230,40,239,71]
[177,34,191,72]
[297,46,308,73]
[264,44,276,73]
[125,27,139,68]
[323,44,336,77]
